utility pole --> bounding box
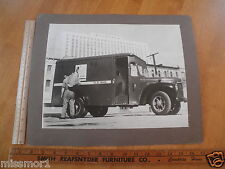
[146,52,159,75]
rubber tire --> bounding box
[67,98,86,118]
[169,101,181,115]
[89,106,108,117]
[150,91,172,115]
[79,109,88,118]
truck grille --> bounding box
[177,82,184,98]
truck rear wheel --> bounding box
[149,91,172,115]
[89,106,108,117]
[67,98,86,118]
[169,101,181,115]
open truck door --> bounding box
[113,57,129,105]
[128,56,143,105]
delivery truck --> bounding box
[51,53,187,118]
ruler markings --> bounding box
[10,148,212,155]
[17,20,35,144]
[9,147,220,165]
[10,154,210,157]
[12,20,35,144]
[12,21,30,144]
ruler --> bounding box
[9,146,225,166]
[12,20,35,144]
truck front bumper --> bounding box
[177,96,188,102]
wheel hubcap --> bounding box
[153,96,166,112]
[74,102,80,115]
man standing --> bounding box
[60,67,80,119]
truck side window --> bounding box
[137,65,143,76]
[130,63,138,77]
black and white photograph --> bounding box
[42,23,188,129]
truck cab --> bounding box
[51,53,187,118]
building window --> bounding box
[170,71,173,77]
[47,65,52,72]
[164,70,167,77]
[152,70,155,77]
[158,70,161,77]
[176,71,179,77]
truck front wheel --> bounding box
[89,106,108,117]
[149,91,172,115]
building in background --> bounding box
[43,59,57,103]
[147,64,186,87]
[147,64,180,78]
[64,32,150,60]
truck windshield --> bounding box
[138,64,150,78]
[144,68,150,77]
[130,63,151,77]
[137,65,143,76]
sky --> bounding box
[46,24,185,68]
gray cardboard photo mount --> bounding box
[27,14,202,146]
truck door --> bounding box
[128,57,142,105]
[114,57,129,105]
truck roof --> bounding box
[57,53,145,63]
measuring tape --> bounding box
[9,146,225,166]
[12,20,35,144]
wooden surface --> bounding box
[0,0,225,168]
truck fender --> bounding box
[139,83,176,105]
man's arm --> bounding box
[61,87,65,98]
[77,73,81,85]
[77,76,80,85]
[61,79,68,98]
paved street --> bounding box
[42,103,189,129]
